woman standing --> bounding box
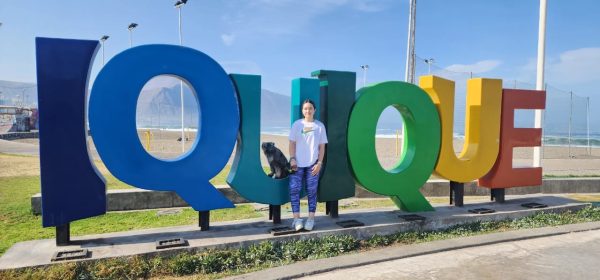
[288,99,327,231]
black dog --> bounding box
[261,142,290,179]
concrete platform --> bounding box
[0,194,590,270]
[30,177,600,214]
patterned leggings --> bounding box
[289,164,319,213]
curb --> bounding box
[226,221,600,280]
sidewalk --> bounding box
[229,221,600,280]
[0,139,38,156]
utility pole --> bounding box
[534,0,547,167]
[404,0,416,84]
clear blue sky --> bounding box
[1,0,599,129]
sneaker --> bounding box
[292,218,304,231]
[304,218,315,231]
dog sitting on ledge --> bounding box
[261,142,290,179]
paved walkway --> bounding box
[302,228,600,280]
[230,221,600,280]
[0,139,38,156]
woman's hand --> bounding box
[290,158,298,171]
[311,161,322,176]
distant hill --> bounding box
[0,80,37,107]
[260,89,290,130]
[135,85,291,130]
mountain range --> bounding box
[136,85,290,130]
[0,80,292,131]
[2,79,577,136]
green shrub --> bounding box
[169,253,201,276]
[366,234,394,247]
[246,241,281,265]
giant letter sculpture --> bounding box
[89,45,239,211]
[36,38,106,227]
[420,76,502,182]
[348,81,440,212]
[311,70,357,201]
[227,74,291,204]
[479,89,546,188]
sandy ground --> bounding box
[7,130,600,177]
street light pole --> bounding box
[128,23,138,48]
[175,0,187,153]
[100,35,109,66]
[424,58,435,74]
[360,65,369,88]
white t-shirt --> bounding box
[289,119,328,167]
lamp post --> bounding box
[128,23,138,48]
[424,58,435,74]
[360,65,369,88]
[175,0,187,152]
[100,35,109,66]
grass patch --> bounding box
[564,194,600,203]
[0,176,260,256]
[2,206,599,280]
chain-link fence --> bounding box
[414,55,598,167]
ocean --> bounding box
[137,126,600,148]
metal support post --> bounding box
[587,97,591,155]
[491,189,505,203]
[56,223,71,246]
[568,91,573,158]
[199,211,210,231]
[449,181,464,207]
[268,204,281,224]
[325,201,339,218]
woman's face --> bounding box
[302,102,315,119]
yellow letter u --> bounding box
[419,76,502,182]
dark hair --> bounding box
[302,99,316,110]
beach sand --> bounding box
[12,129,600,176]
[133,130,600,176]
